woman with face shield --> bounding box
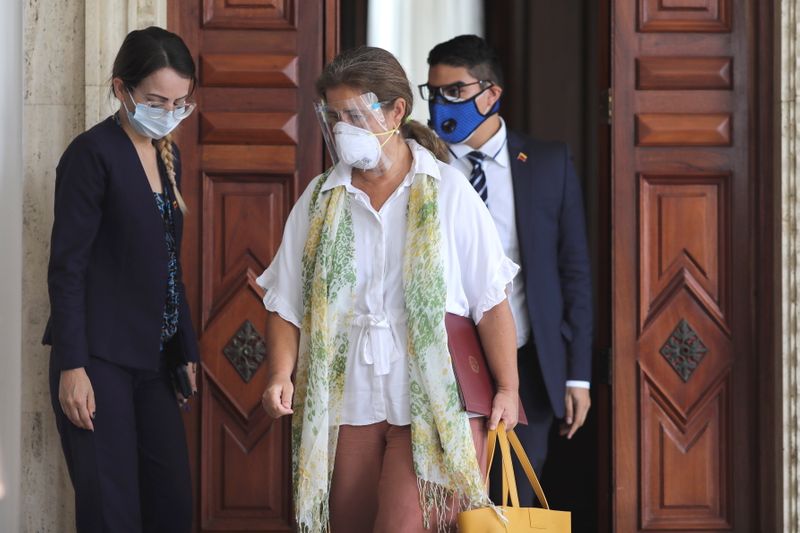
[42,27,200,533]
[258,46,520,533]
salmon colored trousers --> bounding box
[328,417,488,533]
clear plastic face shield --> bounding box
[314,92,399,173]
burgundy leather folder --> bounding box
[445,313,528,425]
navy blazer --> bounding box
[508,130,593,418]
[43,116,200,371]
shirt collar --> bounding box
[320,139,442,192]
[448,117,509,168]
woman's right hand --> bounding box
[261,374,294,418]
[59,367,96,431]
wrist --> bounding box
[267,371,292,381]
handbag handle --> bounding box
[485,421,550,509]
[497,423,521,507]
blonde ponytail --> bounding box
[156,133,188,214]
[401,119,450,163]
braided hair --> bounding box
[155,133,188,214]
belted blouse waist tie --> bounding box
[353,313,403,376]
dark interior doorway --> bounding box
[339,2,612,532]
[484,3,612,533]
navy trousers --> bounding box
[490,343,554,507]
[49,352,192,533]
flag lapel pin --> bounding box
[517,152,528,162]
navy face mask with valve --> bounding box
[428,91,501,144]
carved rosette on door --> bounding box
[171,1,330,531]
[613,0,756,531]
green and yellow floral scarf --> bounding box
[292,170,493,532]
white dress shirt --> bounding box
[449,119,590,390]
[257,140,520,425]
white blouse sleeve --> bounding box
[452,179,520,325]
[255,180,316,328]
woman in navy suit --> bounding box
[43,27,200,533]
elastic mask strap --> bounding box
[122,89,138,115]
[374,125,399,148]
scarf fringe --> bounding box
[296,495,331,533]
[416,477,507,533]
[418,477,453,533]
[294,481,506,533]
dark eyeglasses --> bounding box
[417,80,494,103]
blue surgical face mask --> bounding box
[123,90,187,140]
[428,91,501,144]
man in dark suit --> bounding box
[424,35,593,506]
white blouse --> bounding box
[257,140,519,426]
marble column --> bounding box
[20,1,166,530]
[783,0,800,531]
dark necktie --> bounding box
[466,151,488,204]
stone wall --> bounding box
[20,1,165,530]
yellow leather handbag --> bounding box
[457,422,571,532]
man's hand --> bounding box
[59,368,96,431]
[559,386,591,439]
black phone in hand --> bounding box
[170,364,193,400]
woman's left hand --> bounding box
[187,362,198,395]
[489,386,519,431]
[176,363,199,407]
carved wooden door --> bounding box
[169,1,336,530]
[612,1,758,531]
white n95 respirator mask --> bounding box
[333,121,396,170]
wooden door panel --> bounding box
[613,0,754,531]
[635,114,732,146]
[638,0,732,32]
[200,112,298,144]
[638,289,731,414]
[200,287,292,530]
[171,1,331,530]
[641,374,729,529]
[202,147,296,172]
[203,0,296,29]
[199,54,299,87]
[201,176,292,329]
[636,57,733,91]
[639,174,729,331]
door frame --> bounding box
[751,0,780,530]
